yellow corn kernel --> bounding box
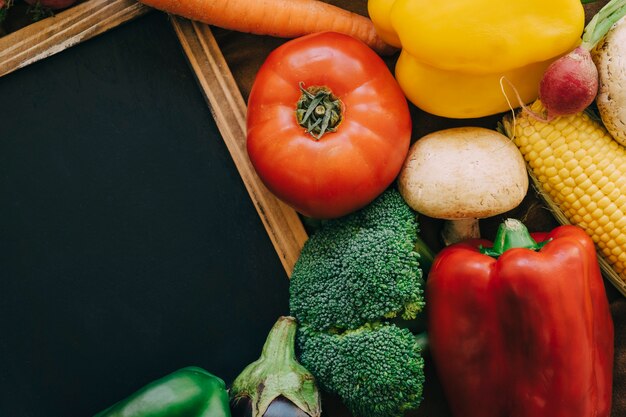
[503,100,626,284]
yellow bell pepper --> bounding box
[368,0,585,118]
[395,52,555,119]
[368,0,402,48]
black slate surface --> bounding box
[0,12,289,417]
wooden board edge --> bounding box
[170,16,308,277]
[0,0,151,78]
[528,170,626,298]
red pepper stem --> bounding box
[480,218,545,257]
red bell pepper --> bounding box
[427,218,614,417]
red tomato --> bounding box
[247,32,412,219]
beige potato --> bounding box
[593,15,626,146]
[398,127,528,244]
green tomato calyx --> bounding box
[296,82,343,140]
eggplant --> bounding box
[229,316,321,417]
[231,395,311,417]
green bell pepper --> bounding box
[94,366,231,417]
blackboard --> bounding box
[0,12,289,417]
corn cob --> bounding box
[502,100,626,292]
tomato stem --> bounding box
[296,82,343,140]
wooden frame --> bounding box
[2,0,624,293]
[169,17,307,275]
[0,0,150,77]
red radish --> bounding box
[539,46,598,119]
[24,0,78,10]
[536,0,626,119]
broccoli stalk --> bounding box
[289,188,430,417]
[414,234,435,274]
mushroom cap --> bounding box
[398,127,528,220]
[593,15,626,147]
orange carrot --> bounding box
[139,0,395,55]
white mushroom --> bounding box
[398,127,528,245]
[593,15,626,146]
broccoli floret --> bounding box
[289,188,428,417]
[290,188,425,332]
[297,322,425,417]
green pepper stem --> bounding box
[581,0,626,50]
[480,218,547,258]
